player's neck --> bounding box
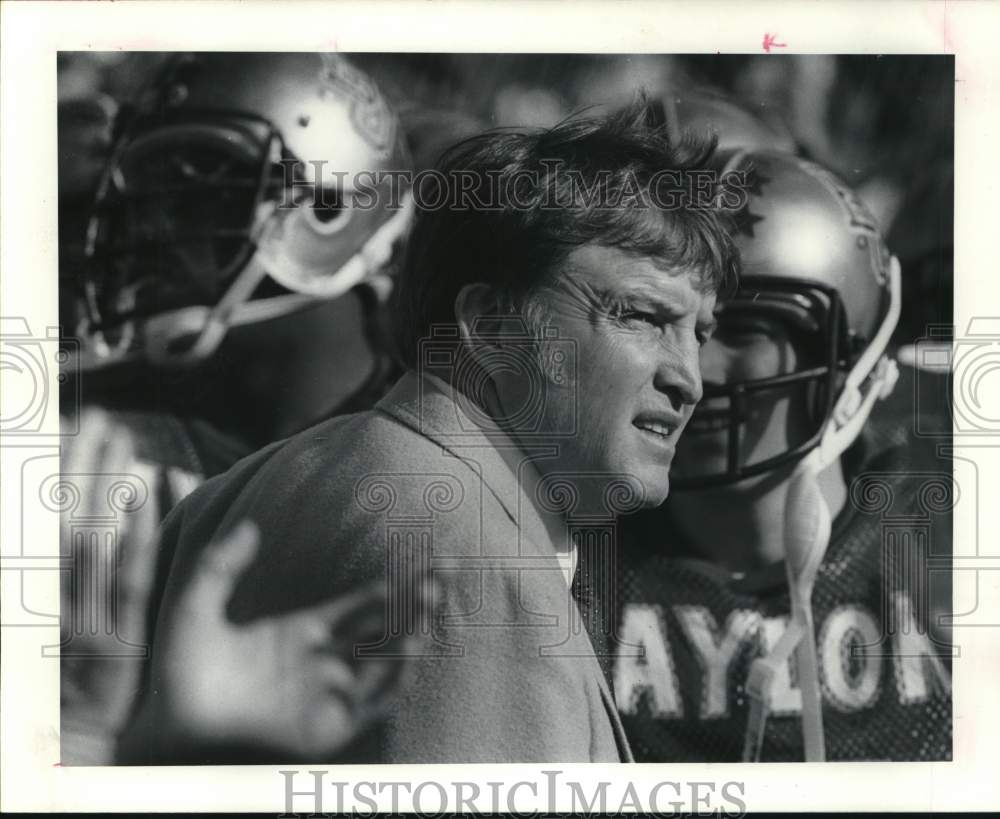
[223,296,379,443]
[668,457,848,574]
[669,473,792,573]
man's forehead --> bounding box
[560,244,711,300]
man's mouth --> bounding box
[632,413,680,443]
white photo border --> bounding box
[2,0,998,812]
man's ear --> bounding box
[452,283,509,417]
[454,283,503,352]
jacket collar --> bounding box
[376,370,570,562]
[376,370,632,760]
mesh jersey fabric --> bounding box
[614,440,952,762]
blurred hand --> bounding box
[60,408,161,763]
[122,521,428,762]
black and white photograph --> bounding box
[2,1,998,814]
[56,48,955,765]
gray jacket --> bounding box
[140,371,633,763]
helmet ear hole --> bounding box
[303,189,352,235]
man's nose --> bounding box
[653,335,703,407]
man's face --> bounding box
[493,243,717,510]
[668,307,813,483]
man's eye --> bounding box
[621,310,661,327]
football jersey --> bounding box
[613,442,952,762]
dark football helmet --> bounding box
[671,150,901,488]
[76,53,412,369]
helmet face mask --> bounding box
[671,278,843,488]
[77,53,412,370]
[85,111,281,333]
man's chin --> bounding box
[631,465,671,508]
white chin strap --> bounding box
[743,449,831,761]
[817,256,902,470]
[743,257,902,762]
[76,193,413,371]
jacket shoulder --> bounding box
[159,407,504,619]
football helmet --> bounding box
[77,53,412,369]
[671,150,901,488]
[662,87,797,154]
